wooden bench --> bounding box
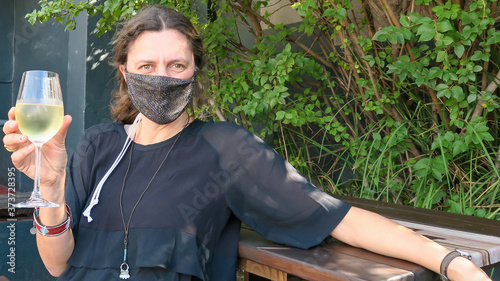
[238,195,500,281]
[2,193,499,280]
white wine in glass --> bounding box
[13,70,64,208]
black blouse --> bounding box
[59,120,351,280]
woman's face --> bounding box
[120,29,195,79]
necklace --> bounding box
[118,118,188,279]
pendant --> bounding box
[119,262,130,279]
[30,226,37,235]
[120,246,130,279]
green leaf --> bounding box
[431,190,446,204]
[467,94,477,103]
[471,51,482,61]
[414,158,430,170]
[436,50,447,62]
[433,157,447,175]
[65,19,76,31]
[432,6,444,17]
[402,28,413,40]
[417,22,432,35]
[419,30,435,42]
[462,25,472,39]
[454,44,464,57]
[444,131,455,142]
[284,43,291,52]
[275,111,286,120]
[452,140,466,155]
[324,115,334,123]
[373,30,388,42]
[481,132,494,142]
[260,75,268,86]
[337,7,347,19]
[441,36,453,45]
[475,209,486,218]
[396,32,405,44]
[451,86,464,101]
[387,32,404,44]
[435,83,448,91]
[417,22,435,42]
[485,30,500,45]
[437,20,453,32]
[409,12,423,23]
[323,8,335,17]
[473,65,483,72]
[27,13,37,25]
[400,15,410,27]
[431,168,442,180]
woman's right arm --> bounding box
[3,107,75,277]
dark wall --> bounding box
[12,1,69,98]
[65,5,115,159]
[0,0,16,195]
[83,15,115,128]
[0,0,70,193]
[0,0,15,118]
[0,0,115,192]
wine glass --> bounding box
[13,70,64,208]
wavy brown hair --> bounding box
[110,5,206,123]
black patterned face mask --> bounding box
[125,70,196,124]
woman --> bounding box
[3,5,491,281]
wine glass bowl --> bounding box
[15,100,64,144]
[13,70,64,208]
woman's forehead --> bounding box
[127,29,192,61]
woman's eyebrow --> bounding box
[134,59,156,65]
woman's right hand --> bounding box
[3,107,72,203]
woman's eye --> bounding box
[140,65,152,70]
[172,64,184,70]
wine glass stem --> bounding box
[32,143,44,200]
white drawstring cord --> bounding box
[82,113,142,222]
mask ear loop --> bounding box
[83,113,142,222]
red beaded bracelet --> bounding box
[33,204,72,237]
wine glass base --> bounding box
[13,198,59,208]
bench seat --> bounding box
[238,195,500,281]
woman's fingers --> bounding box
[3,107,23,152]
[10,143,35,167]
[56,115,73,143]
[7,106,15,120]
[3,107,18,134]
[3,129,29,153]
[2,119,18,134]
[3,135,28,152]
[43,115,72,153]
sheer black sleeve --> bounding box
[201,122,351,249]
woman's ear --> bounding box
[119,64,126,81]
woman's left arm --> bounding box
[331,207,491,281]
